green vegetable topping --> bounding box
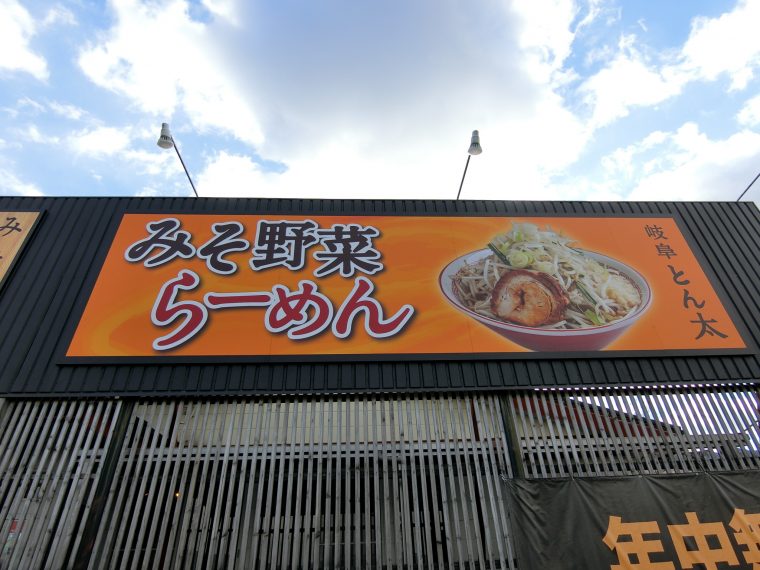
[507,250,533,268]
[584,309,606,326]
[575,281,597,305]
[488,243,510,265]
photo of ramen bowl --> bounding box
[439,249,652,352]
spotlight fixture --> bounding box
[456,130,483,200]
[156,122,199,198]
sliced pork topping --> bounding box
[490,269,569,327]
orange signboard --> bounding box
[66,214,746,360]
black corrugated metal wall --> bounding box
[0,197,758,396]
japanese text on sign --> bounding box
[0,212,40,289]
[124,218,413,351]
[604,509,760,570]
[644,224,729,341]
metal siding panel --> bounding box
[1,199,79,392]
[683,205,760,370]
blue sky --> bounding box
[1,0,759,202]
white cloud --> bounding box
[0,0,48,80]
[509,0,579,82]
[737,94,760,127]
[0,138,20,151]
[57,120,177,184]
[48,101,86,120]
[197,108,757,204]
[3,98,85,121]
[29,1,759,204]
[580,35,683,127]
[42,5,77,27]
[0,168,43,196]
[580,0,760,129]
[196,143,459,200]
[78,0,263,146]
[679,0,760,91]
[24,124,60,145]
[17,97,45,113]
[66,1,758,204]
[195,88,591,202]
[582,119,760,203]
[136,186,160,197]
[201,0,238,24]
[68,126,131,157]
[196,151,263,196]
[625,123,760,201]
[76,0,594,201]
[510,0,606,84]
[601,129,668,180]
[122,149,173,176]
[136,183,188,197]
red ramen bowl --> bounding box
[439,249,652,352]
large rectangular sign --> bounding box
[65,213,747,361]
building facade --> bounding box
[0,197,758,569]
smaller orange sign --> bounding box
[0,212,40,289]
[67,214,747,360]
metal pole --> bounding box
[456,154,471,201]
[737,170,760,202]
[173,142,199,198]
